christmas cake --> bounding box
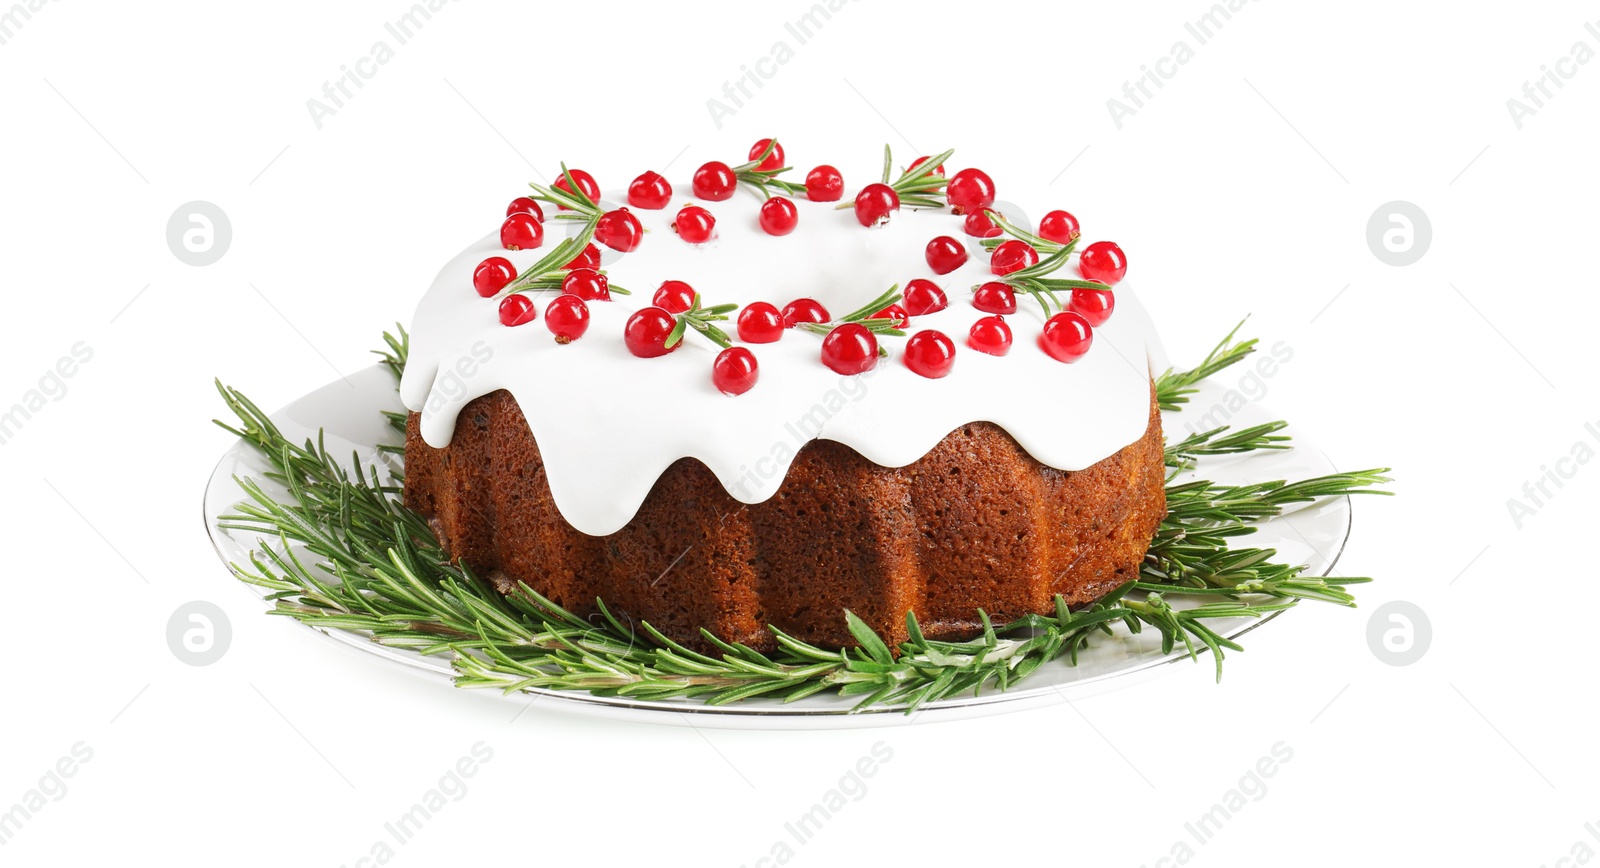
[400,142,1166,651]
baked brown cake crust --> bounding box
[403,385,1166,652]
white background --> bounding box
[2,0,1596,865]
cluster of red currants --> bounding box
[499,173,645,255]
[959,215,1127,364]
[470,142,1131,397]
[662,139,837,243]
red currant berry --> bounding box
[561,268,611,301]
[566,242,601,271]
[472,257,517,297]
[925,235,968,275]
[963,210,1002,238]
[627,171,672,209]
[853,183,899,227]
[692,161,737,201]
[498,293,537,327]
[594,208,643,252]
[624,307,681,358]
[673,205,717,243]
[968,316,1012,356]
[1039,210,1080,244]
[990,239,1039,276]
[653,279,696,314]
[545,295,590,344]
[947,168,996,214]
[904,330,956,379]
[1079,241,1128,284]
[553,169,600,209]
[759,196,799,236]
[781,298,830,328]
[500,213,543,251]
[907,156,947,178]
[805,165,844,202]
[738,302,785,343]
[1069,281,1115,327]
[972,282,1018,315]
[748,138,785,172]
[820,323,878,375]
[506,197,544,221]
[1040,311,1094,362]
[713,346,760,396]
[903,279,949,316]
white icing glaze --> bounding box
[401,188,1167,536]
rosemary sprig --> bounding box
[497,218,630,296]
[528,163,603,221]
[885,145,953,208]
[212,323,1390,712]
[794,285,908,340]
[373,325,410,442]
[505,270,631,297]
[731,139,808,199]
[666,294,738,350]
[1161,470,1394,528]
[1164,421,1292,469]
[1154,319,1258,411]
[978,209,1067,253]
[834,145,954,210]
[978,244,1109,317]
[1145,467,1392,611]
[792,285,907,359]
[374,325,408,383]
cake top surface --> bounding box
[401,151,1166,535]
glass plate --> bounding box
[204,365,1351,730]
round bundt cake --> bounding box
[399,146,1168,651]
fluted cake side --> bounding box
[403,386,1166,652]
